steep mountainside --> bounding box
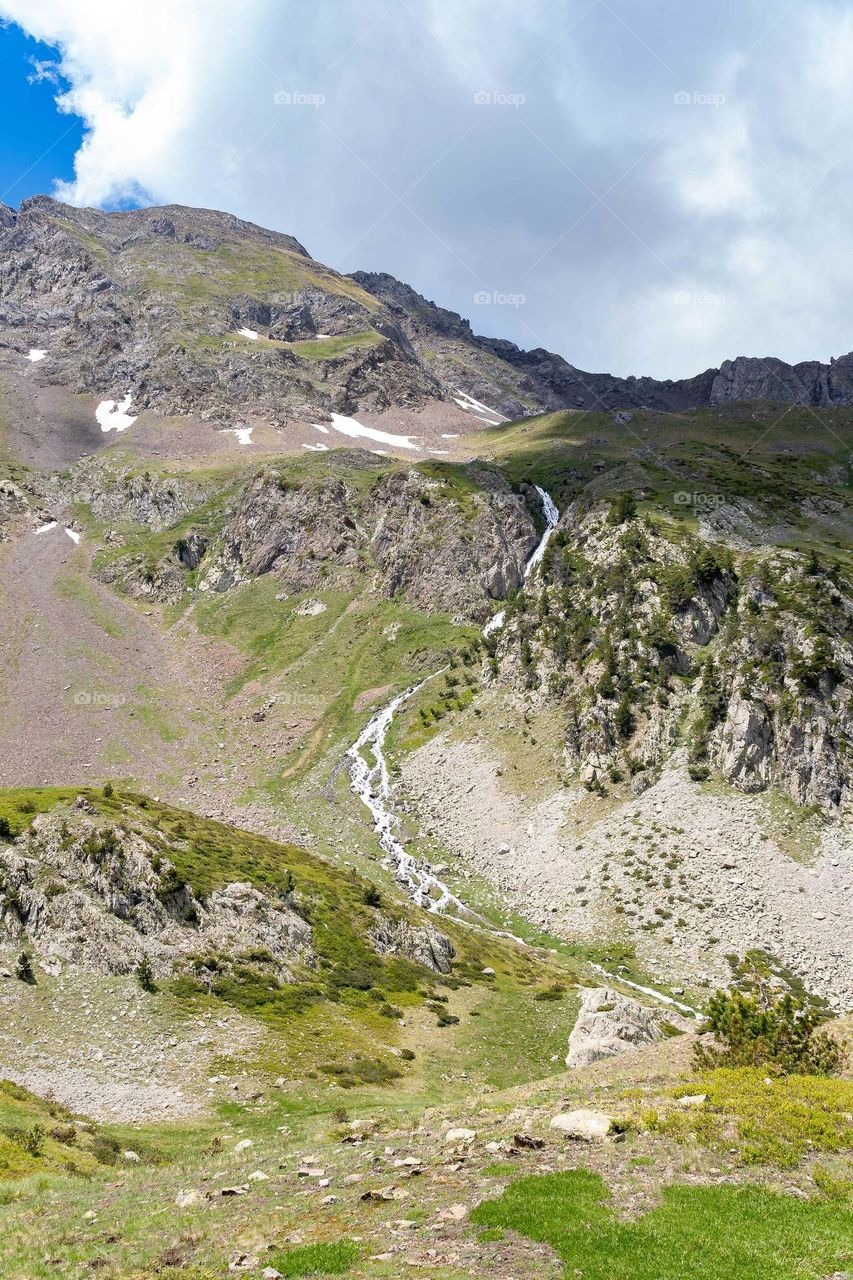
[353,269,853,415]
[3,197,853,436]
[0,198,852,1280]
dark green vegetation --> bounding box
[0,1079,158,1184]
[471,1169,853,1280]
[695,988,844,1076]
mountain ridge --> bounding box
[3,195,853,426]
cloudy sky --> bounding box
[1,0,852,379]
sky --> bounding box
[1,0,852,380]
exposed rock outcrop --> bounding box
[566,987,660,1068]
[370,917,455,973]
[201,458,539,621]
[0,814,314,979]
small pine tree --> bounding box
[362,885,382,908]
[608,491,637,525]
[695,988,843,1076]
[614,692,635,740]
[136,954,156,993]
[102,782,114,799]
[15,950,35,984]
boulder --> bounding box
[370,918,454,974]
[566,987,660,1068]
[549,1110,615,1141]
[444,1127,476,1145]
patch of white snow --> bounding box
[313,412,420,451]
[65,528,81,544]
[96,392,137,433]
[220,427,254,446]
[452,391,507,422]
[36,521,57,535]
[27,348,47,363]
[238,327,259,340]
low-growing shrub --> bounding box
[695,989,843,1076]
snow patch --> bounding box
[65,528,81,544]
[36,521,57,535]
[452,391,507,422]
[221,427,254,446]
[314,424,330,434]
[238,327,259,340]
[313,412,420,451]
[96,392,137,433]
[440,433,459,439]
[302,442,329,452]
[27,348,47,363]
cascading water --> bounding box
[346,486,560,918]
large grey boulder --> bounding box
[566,987,660,1068]
[370,917,454,974]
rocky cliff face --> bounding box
[490,500,852,814]
[99,452,541,622]
[208,461,539,620]
[0,806,314,979]
[4,197,853,433]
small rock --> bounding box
[122,1150,140,1163]
[513,1133,545,1150]
[678,1094,708,1107]
[247,1170,269,1182]
[439,1204,469,1222]
[175,1189,201,1208]
[234,1138,254,1153]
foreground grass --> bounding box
[638,1066,853,1167]
[269,1241,360,1276]
[471,1169,853,1280]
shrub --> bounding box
[608,491,637,525]
[695,989,843,1076]
[15,951,35,984]
[3,1125,44,1157]
[362,885,382,908]
[136,955,156,993]
[102,782,114,799]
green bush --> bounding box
[136,954,156,993]
[695,989,843,1076]
[15,951,35,984]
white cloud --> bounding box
[3,0,853,378]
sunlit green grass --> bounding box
[471,1169,853,1280]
